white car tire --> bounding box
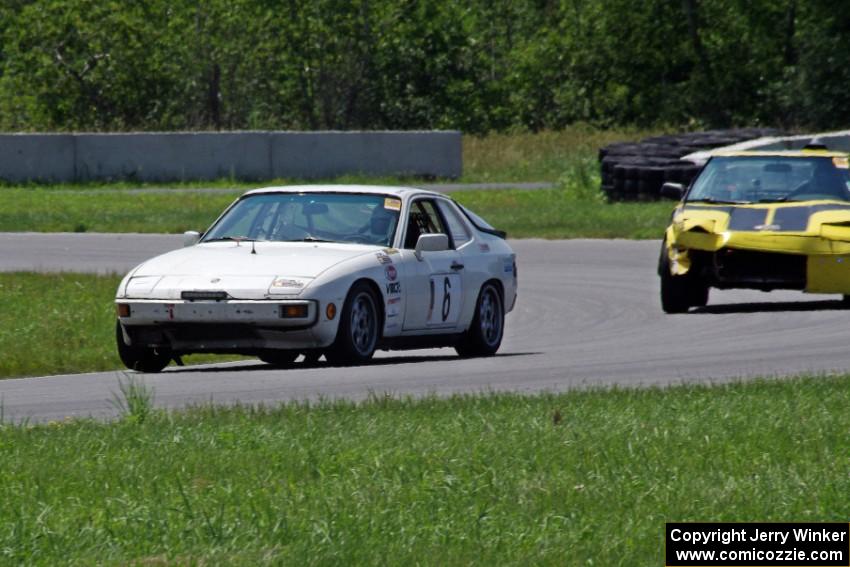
[325,282,380,365]
[456,282,504,358]
[115,320,171,373]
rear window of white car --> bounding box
[437,200,471,247]
[458,204,506,238]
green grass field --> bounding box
[2,376,849,565]
[0,273,123,377]
[0,273,239,378]
[0,153,674,238]
[454,189,672,239]
[0,185,673,238]
[0,188,241,233]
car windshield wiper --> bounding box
[203,236,258,243]
[686,198,748,205]
[283,236,338,243]
[757,197,802,203]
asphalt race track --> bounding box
[3,233,850,422]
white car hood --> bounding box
[127,241,376,299]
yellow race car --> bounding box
[659,149,850,312]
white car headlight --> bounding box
[126,275,162,295]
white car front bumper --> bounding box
[117,298,317,326]
[116,299,339,352]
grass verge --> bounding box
[452,157,673,239]
[0,273,236,378]
[0,185,673,237]
[2,376,849,564]
[0,160,673,237]
[453,188,672,239]
[0,189,241,233]
[0,273,123,377]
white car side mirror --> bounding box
[414,233,449,260]
[183,230,201,247]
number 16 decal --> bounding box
[428,273,461,326]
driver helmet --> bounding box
[369,205,398,241]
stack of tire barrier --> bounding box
[599,128,784,200]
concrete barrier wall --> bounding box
[0,134,76,182]
[75,132,272,181]
[0,131,462,182]
[270,131,461,179]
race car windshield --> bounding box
[202,193,401,246]
[687,156,850,204]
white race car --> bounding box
[115,185,517,372]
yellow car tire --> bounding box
[659,255,709,314]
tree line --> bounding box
[0,0,846,133]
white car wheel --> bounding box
[326,282,380,364]
[456,283,504,357]
[115,320,171,373]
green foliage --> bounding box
[0,1,845,132]
[3,377,850,563]
[557,159,605,203]
[111,375,156,424]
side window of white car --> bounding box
[436,201,471,247]
[404,199,450,249]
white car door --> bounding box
[400,198,466,331]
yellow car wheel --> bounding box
[659,253,709,314]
